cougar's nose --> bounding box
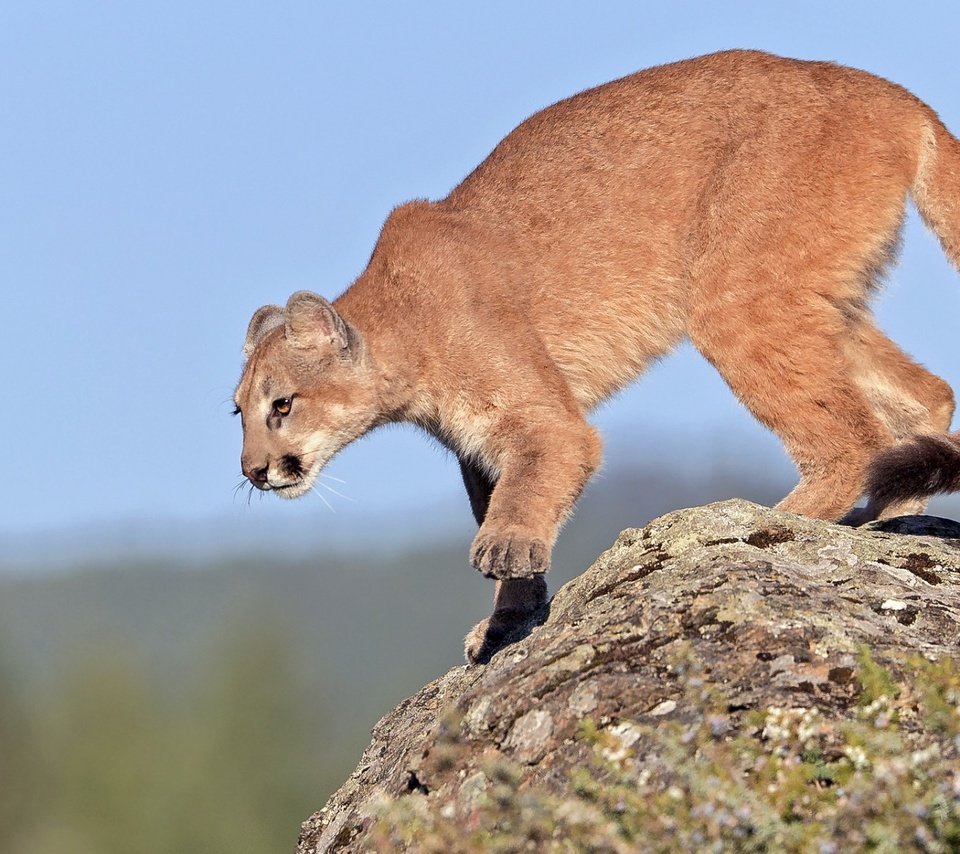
[246,464,269,485]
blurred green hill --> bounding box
[1,464,956,852]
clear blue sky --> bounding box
[3,1,960,542]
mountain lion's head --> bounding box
[234,291,378,498]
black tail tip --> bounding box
[867,434,960,508]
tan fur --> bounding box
[234,50,960,662]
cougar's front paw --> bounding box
[464,616,507,665]
[464,609,538,665]
[470,529,549,579]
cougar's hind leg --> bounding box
[682,107,924,520]
[689,285,894,521]
[847,319,954,439]
[459,458,547,665]
[845,318,955,519]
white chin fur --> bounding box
[275,484,309,500]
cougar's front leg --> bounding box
[460,458,550,664]
[468,414,602,580]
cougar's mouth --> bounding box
[267,479,310,500]
[268,453,322,500]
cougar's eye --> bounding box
[272,397,293,417]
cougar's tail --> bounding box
[912,115,960,269]
[866,434,960,508]
[864,114,960,512]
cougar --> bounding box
[235,50,960,662]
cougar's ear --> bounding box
[284,290,353,352]
[243,304,285,357]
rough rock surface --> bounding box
[297,500,960,853]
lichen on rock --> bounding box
[297,500,960,853]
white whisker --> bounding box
[310,484,336,512]
[319,472,347,484]
[319,482,356,502]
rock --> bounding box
[296,500,960,853]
